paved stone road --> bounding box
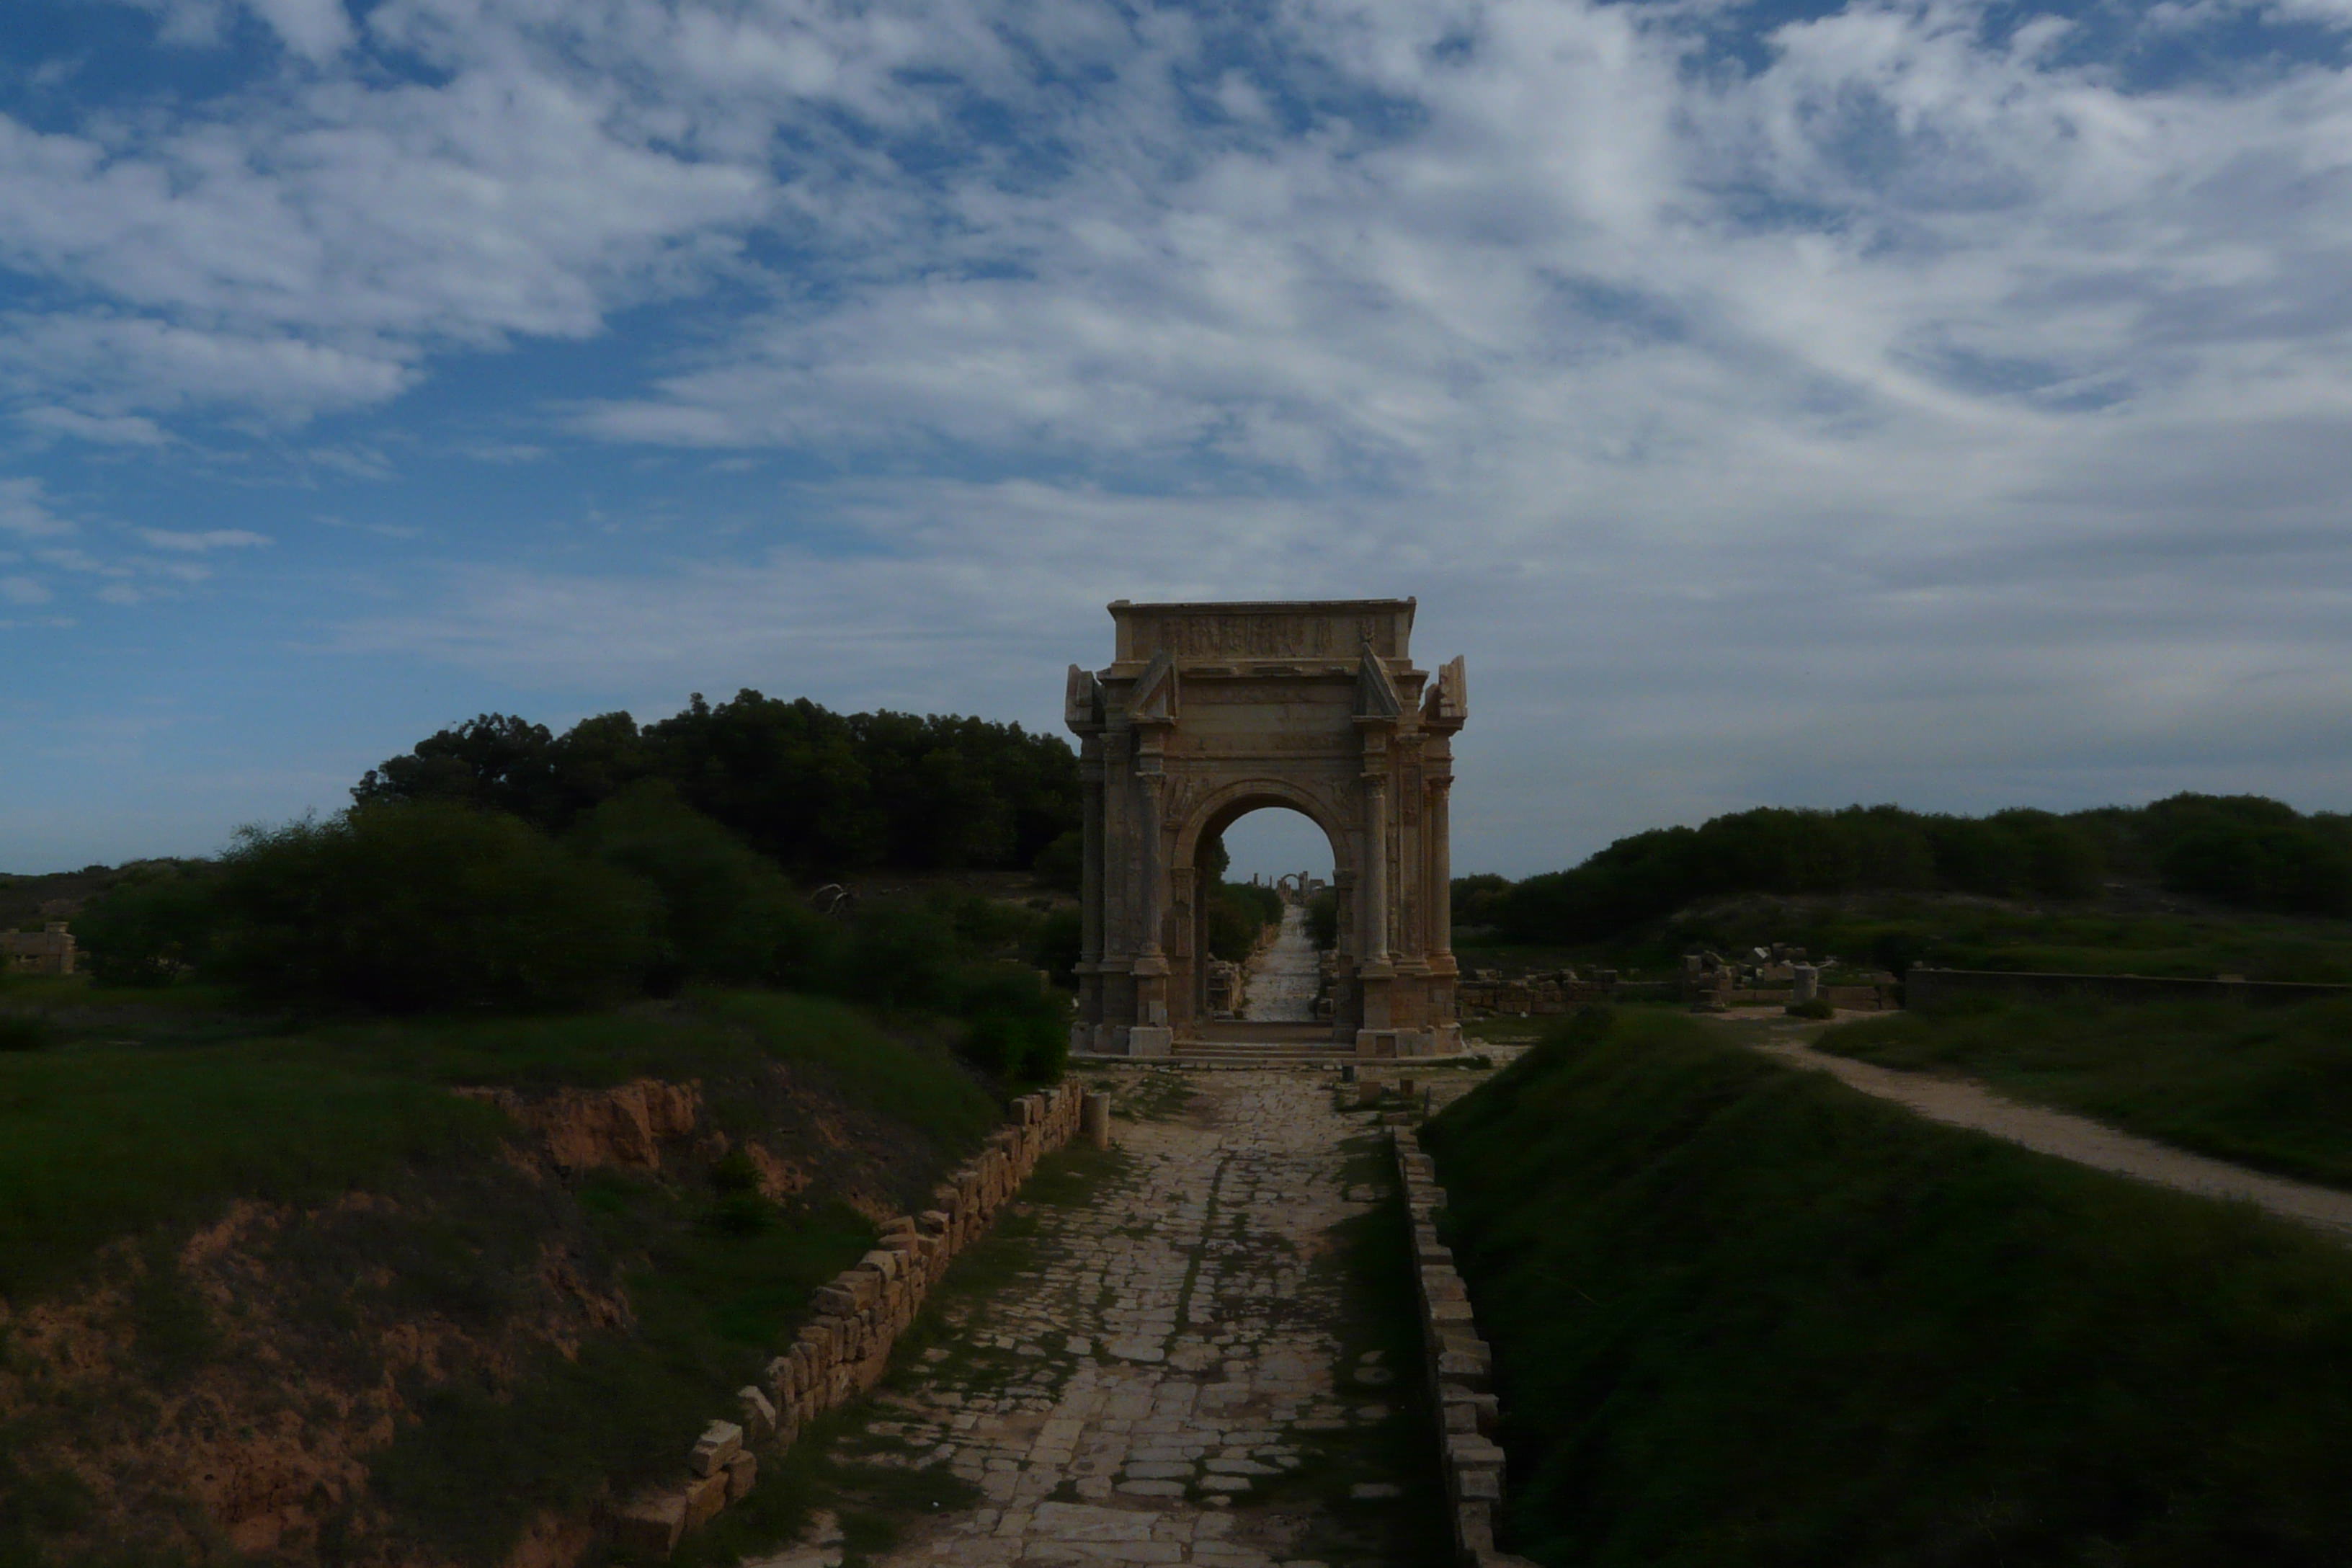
[1242,908,1320,1025]
[748,1071,1422,1568]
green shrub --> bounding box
[837,903,959,1010]
[574,782,836,990]
[1206,880,1282,962]
[1784,996,1835,1019]
[1030,907,1081,986]
[0,1014,47,1052]
[1031,828,1082,893]
[953,966,1069,1084]
[209,803,658,1012]
[74,863,220,987]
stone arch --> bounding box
[1064,598,1468,1059]
[1173,777,1353,880]
[1175,782,1354,1025]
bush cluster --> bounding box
[72,795,1068,1083]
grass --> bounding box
[1816,994,2352,1188]
[0,1040,508,1300]
[0,989,1000,1304]
[366,1182,878,1564]
[1425,1009,2352,1568]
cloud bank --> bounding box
[5,0,2352,868]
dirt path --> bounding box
[744,1070,1433,1568]
[1240,906,1319,1025]
[1737,1022,2352,1242]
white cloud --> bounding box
[135,527,272,551]
[0,478,75,538]
[0,575,50,605]
[130,0,358,59]
[15,407,174,446]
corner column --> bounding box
[1427,775,1454,965]
[1128,761,1172,1056]
[1075,746,1105,1038]
[1360,772,1391,968]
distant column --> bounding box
[1361,773,1390,967]
[1079,762,1104,968]
[1427,777,1453,961]
[1136,770,1165,960]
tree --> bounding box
[210,803,656,1012]
[573,782,837,991]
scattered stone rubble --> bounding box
[1680,945,1896,1012]
[1392,1133,1536,1568]
[1457,944,1895,1017]
[609,1083,1089,1558]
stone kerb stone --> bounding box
[609,1082,1087,1558]
[1391,1131,1539,1568]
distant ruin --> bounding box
[1,922,76,976]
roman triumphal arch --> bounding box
[1065,598,1469,1058]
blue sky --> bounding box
[6,0,2352,878]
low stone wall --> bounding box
[1391,1131,1536,1568]
[610,1082,1087,1557]
[1905,967,2352,1011]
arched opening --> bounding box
[1179,793,1348,1038]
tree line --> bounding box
[352,692,1079,878]
[1469,794,2352,945]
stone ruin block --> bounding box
[736,1385,777,1442]
[609,1494,685,1557]
[688,1420,742,1477]
[682,1469,729,1531]
[723,1450,757,1502]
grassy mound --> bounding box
[1426,1011,2352,1567]
[1816,994,2352,1189]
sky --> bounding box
[6,0,2352,878]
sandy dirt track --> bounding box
[1737,1020,2352,1242]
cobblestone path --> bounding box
[1241,908,1320,1024]
[752,1070,1434,1568]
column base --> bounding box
[1355,1026,1461,1059]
